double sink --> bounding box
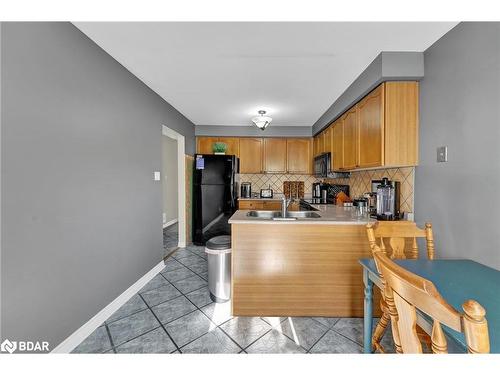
[247,210,321,221]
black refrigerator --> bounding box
[192,154,238,245]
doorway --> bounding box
[162,125,186,249]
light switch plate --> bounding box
[437,146,448,162]
[154,171,161,181]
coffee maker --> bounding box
[376,177,401,220]
[312,182,322,199]
[240,182,252,198]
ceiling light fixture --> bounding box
[251,110,272,130]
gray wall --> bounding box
[195,125,312,137]
[312,51,424,135]
[162,136,178,224]
[1,22,195,347]
[416,22,500,270]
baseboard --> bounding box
[163,218,178,229]
[51,260,166,353]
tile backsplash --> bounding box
[239,166,415,213]
[325,166,415,213]
[239,173,319,196]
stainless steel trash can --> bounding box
[205,235,231,303]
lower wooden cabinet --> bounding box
[238,200,282,210]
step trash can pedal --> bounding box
[205,235,231,303]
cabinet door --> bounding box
[324,126,332,155]
[286,138,312,174]
[263,138,287,173]
[313,136,320,156]
[238,200,264,210]
[332,120,344,171]
[196,137,218,154]
[218,137,240,157]
[358,85,384,168]
[239,138,263,173]
[342,106,359,169]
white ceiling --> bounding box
[75,22,457,127]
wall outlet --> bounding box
[154,171,161,181]
[437,146,448,162]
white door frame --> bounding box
[162,125,186,248]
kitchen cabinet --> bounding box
[342,106,359,170]
[197,136,314,175]
[238,200,282,211]
[196,137,219,154]
[239,138,263,173]
[313,134,322,156]
[323,127,332,155]
[313,81,419,171]
[263,138,287,173]
[358,84,384,168]
[196,137,240,157]
[286,138,312,174]
[218,137,240,157]
[331,119,344,171]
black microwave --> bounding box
[314,153,331,177]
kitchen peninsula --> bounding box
[228,205,381,317]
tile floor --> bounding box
[163,223,179,255]
[73,236,396,354]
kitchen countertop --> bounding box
[228,204,376,225]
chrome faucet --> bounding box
[281,196,292,218]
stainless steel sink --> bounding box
[246,210,321,220]
[246,210,281,219]
[286,211,321,218]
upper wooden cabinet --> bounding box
[384,82,419,166]
[358,85,384,168]
[196,137,240,157]
[197,136,313,175]
[331,120,344,171]
[263,138,287,173]
[196,137,219,154]
[312,81,419,171]
[239,138,263,173]
[287,138,312,174]
[342,106,359,170]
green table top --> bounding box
[359,259,500,353]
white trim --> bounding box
[162,218,178,229]
[51,260,165,353]
[162,125,186,249]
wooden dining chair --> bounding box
[373,247,490,354]
[366,221,434,353]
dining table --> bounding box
[359,258,500,354]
